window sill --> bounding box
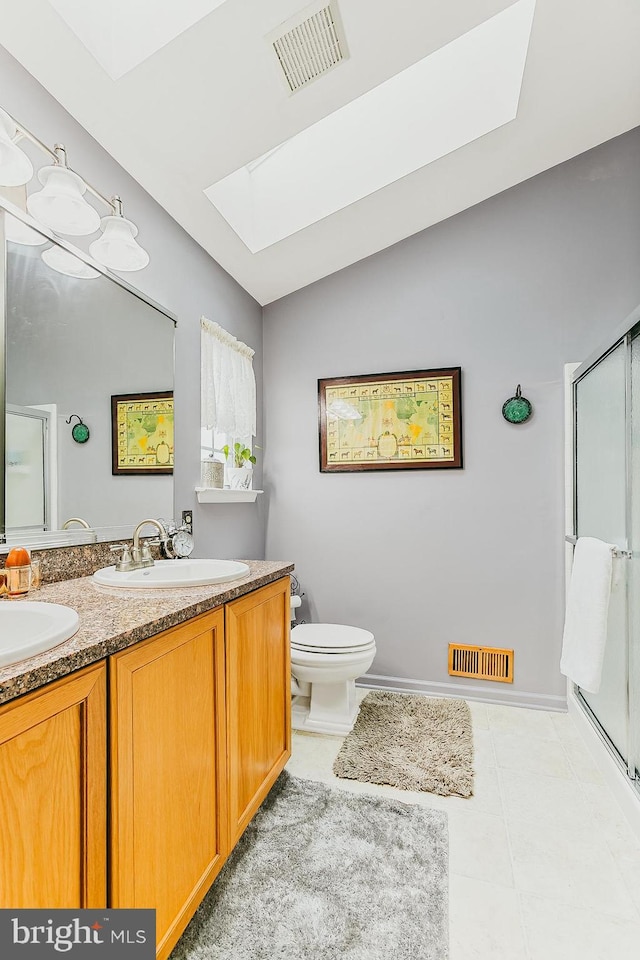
[195,487,263,503]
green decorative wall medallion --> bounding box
[66,414,90,443]
[502,385,532,424]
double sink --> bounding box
[1,558,250,668]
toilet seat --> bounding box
[289,621,376,735]
[291,623,375,655]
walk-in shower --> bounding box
[570,309,640,790]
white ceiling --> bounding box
[207,0,535,251]
[46,0,231,80]
[2,0,640,305]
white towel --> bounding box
[560,536,614,693]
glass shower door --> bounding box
[629,335,640,780]
[574,340,629,765]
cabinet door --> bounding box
[226,577,291,845]
[109,609,226,960]
[0,662,106,908]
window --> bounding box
[200,318,256,467]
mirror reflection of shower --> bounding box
[6,403,55,533]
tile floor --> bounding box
[286,694,640,959]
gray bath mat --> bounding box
[333,691,473,797]
[171,771,448,960]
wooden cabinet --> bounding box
[226,577,291,846]
[0,662,106,908]
[109,608,227,960]
[0,575,291,960]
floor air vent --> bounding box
[270,3,347,93]
[448,644,514,683]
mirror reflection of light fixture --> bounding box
[42,244,100,280]
[89,196,149,271]
[0,107,33,186]
[0,105,150,272]
[5,213,47,246]
[27,147,101,236]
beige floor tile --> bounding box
[448,809,514,887]
[508,817,638,920]
[487,704,559,740]
[617,856,640,921]
[580,781,640,861]
[499,768,589,828]
[449,876,527,960]
[550,710,583,744]
[561,739,605,784]
[473,728,496,769]
[493,730,574,780]
[467,700,490,730]
[444,764,503,816]
[287,731,343,781]
[520,893,640,960]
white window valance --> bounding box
[201,317,256,439]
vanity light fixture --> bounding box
[27,146,101,236]
[0,105,149,272]
[0,107,34,186]
[89,196,149,271]
[4,213,47,246]
[41,244,100,280]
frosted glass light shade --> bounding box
[27,165,100,235]
[89,215,149,271]
[0,108,33,186]
[4,214,47,246]
[41,245,100,279]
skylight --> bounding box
[205,0,535,253]
[47,0,229,80]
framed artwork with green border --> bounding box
[111,391,174,475]
[318,368,462,472]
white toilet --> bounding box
[290,596,376,735]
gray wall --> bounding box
[0,47,265,560]
[263,127,640,704]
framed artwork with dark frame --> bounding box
[319,368,462,472]
[111,391,174,475]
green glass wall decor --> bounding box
[66,413,90,443]
[502,385,532,424]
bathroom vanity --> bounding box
[0,562,292,960]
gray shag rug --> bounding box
[333,692,473,798]
[171,771,448,960]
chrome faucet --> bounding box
[132,518,169,567]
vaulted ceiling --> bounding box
[2,0,640,304]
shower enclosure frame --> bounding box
[569,303,640,793]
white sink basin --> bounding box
[93,558,251,589]
[0,601,80,667]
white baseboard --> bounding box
[568,686,640,842]
[358,673,567,712]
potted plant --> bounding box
[222,442,256,490]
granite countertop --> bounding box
[0,560,294,705]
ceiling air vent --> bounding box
[269,2,348,94]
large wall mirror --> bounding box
[1,202,176,550]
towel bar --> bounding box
[564,535,631,560]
